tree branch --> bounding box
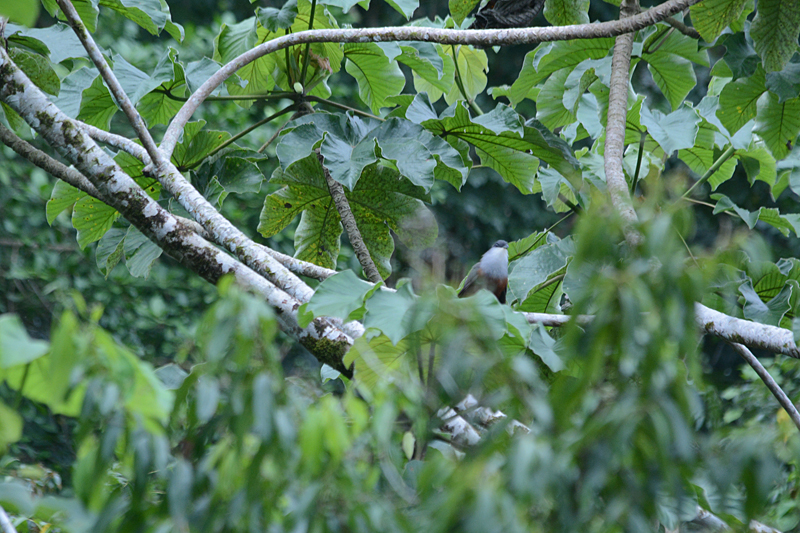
[320,154,382,283]
[159,0,702,158]
[523,304,800,360]
[603,0,641,244]
[77,121,152,165]
[663,16,701,40]
[729,342,800,432]
[695,303,800,359]
[56,0,162,169]
[0,123,105,201]
[0,47,355,376]
[0,505,15,533]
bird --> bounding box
[469,0,546,30]
[458,240,509,303]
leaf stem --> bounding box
[511,212,574,260]
[681,145,736,199]
[630,130,647,193]
[208,105,295,158]
[153,88,296,102]
[426,342,436,393]
[306,95,383,120]
[299,0,318,88]
[451,45,483,116]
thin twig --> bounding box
[426,342,436,393]
[207,105,295,159]
[631,130,647,193]
[681,145,736,199]
[0,123,106,200]
[306,95,383,120]
[77,121,151,164]
[299,0,318,87]
[318,153,382,282]
[663,16,701,39]
[258,124,288,153]
[729,342,800,432]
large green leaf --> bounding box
[77,75,117,129]
[344,43,405,113]
[259,155,437,277]
[544,0,589,26]
[397,42,448,91]
[0,314,49,368]
[383,0,417,19]
[412,44,457,101]
[0,0,39,26]
[716,65,766,134]
[508,237,574,305]
[712,193,800,237]
[256,0,298,31]
[214,18,277,104]
[171,121,232,170]
[443,45,487,105]
[536,68,576,129]
[136,48,186,126]
[679,146,738,190]
[303,270,381,325]
[739,279,793,326]
[8,48,59,95]
[0,401,22,451]
[640,105,701,155]
[644,31,703,110]
[509,38,615,106]
[449,0,480,25]
[46,180,85,224]
[412,101,542,193]
[96,228,126,277]
[765,56,800,103]
[690,0,749,42]
[276,112,467,191]
[720,32,760,80]
[753,92,800,160]
[749,0,800,72]
[363,283,423,345]
[98,0,176,37]
[124,226,163,278]
[72,195,120,249]
[738,146,777,188]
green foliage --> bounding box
[4,0,800,530]
[259,153,437,277]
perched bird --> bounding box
[469,0,546,30]
[458,240,509,303]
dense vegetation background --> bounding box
[1,0,800,531]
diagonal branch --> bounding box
[0,123,105,201]
[56,0,161,169]
[0,505,15,533]
[729,342,800,432]
[160,0,702,158]
[319,153,383,283]
[0,46,355,376]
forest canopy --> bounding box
[1,0,800,531]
